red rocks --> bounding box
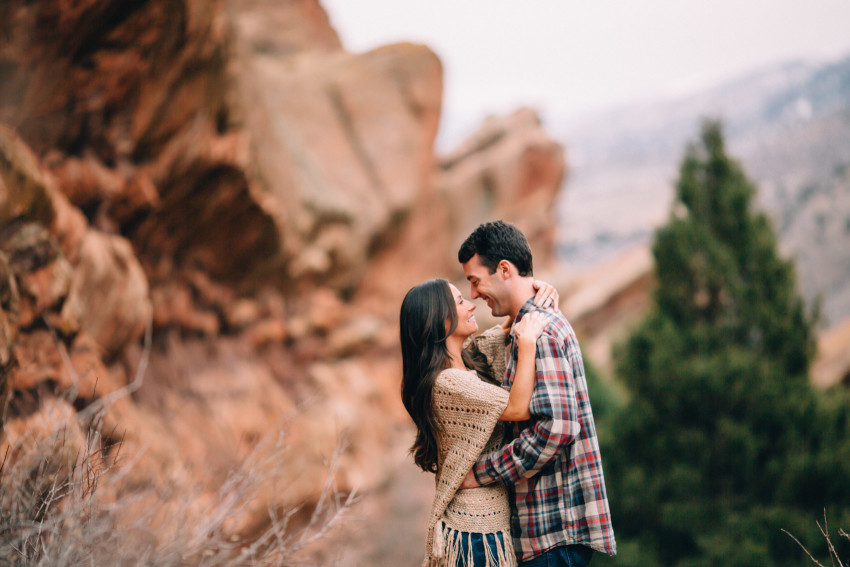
[439,107,567,269]
[61,230,152,357]
[0,124,57,228]
[0,0,570,558]
[232,39,443,286]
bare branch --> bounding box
[784,511,849,567]
[782,529,827,567]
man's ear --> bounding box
[497,260,512,279]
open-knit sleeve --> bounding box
[464,325,508,385]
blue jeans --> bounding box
[450,531,507,567]
[517,544,593,567]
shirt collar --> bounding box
[515,297,537,322]
[508,297,538,343]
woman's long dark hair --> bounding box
[399,279,458,473]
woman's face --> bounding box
[448,283,478,339]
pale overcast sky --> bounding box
[322,1,850,146]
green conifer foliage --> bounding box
[598,121,850,567]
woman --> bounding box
[400,279,556,567]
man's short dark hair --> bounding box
[458,220,534,276]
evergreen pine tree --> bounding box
[596,121,850,567]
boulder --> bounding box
[60,230,152,358]
[0,223,75,328]
[232,36,443,286]
[438,107,567,269]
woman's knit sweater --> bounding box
[423,326,516,567]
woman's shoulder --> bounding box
[434,368,479,390]
[434,368,506,404]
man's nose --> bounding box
[470,287,480,299]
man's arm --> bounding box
[472,331,581,486]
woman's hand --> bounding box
[514,311,546,345]
[532,279,560,310]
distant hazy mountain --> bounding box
[554,54,850,325]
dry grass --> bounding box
[0,317,357,566]
[0,406,357,567]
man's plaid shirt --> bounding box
[473,299,617,560]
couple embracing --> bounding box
[400,221,616,567]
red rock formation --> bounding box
[438,107,567,271]
[0,0,568,561]
[561,245,655,375]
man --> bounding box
[458,220,616,567]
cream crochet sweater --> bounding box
[423,326,516,567]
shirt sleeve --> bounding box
[472,331,581,486]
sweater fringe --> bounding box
[425,522,516,567]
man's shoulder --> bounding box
[531,308,575,340]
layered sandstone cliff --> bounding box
[0,0,567,560]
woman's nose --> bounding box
[469,302,476,312]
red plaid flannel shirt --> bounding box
[473,299,617,560]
